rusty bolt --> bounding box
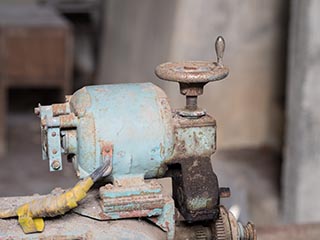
[51,160,61,170]
[51,132,57,137]
[219,187,231,198]
[34,107,40,116]
[52,149,57,154]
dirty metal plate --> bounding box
[75,190,164,220]
[0,194,165,240]
[75,177,173,221]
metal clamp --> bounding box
[35,102,78,172]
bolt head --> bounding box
[51,160,61,170]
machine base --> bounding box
[0,194,166,240]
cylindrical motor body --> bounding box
[63,83,174,179]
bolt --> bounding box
[219,187,231,198]
[34,107,40,116]
[51,132,57,137]
[52,149,57,154]
[51,160,61,170]
[238,222,256,240]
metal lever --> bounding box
[215,36,225,66]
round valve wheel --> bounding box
[155,36,229,118]
[155,61,228,84]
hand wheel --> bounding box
[155,36,229,118]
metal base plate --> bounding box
[0,193,166,240]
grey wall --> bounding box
[97,0,288,150]
[284,0,320,223]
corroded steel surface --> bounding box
[155,61,229,84]
[215,206,256,240]
[100,179,165,216]
[0,194,165,240]
[75,180,175,239]
[169,113,217,160]
[165,112,219,222]
[31,35,258,239]
[155,36,228,101]
[166,156,220,222]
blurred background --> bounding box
[0,0,319,238]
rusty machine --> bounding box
[0,37,256,239]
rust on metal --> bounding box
[215,206,257,240]
[99,142,113,177]
[65,95,72,102]
[0,193,165,239]
[52,103,70,116]
[155,61,229,84]
[166,156,220,222]
[155,36,229,118]
[59,113,78,128]
[69,87,92,117]
[219,187,231,198]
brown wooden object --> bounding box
[0,5,73,156]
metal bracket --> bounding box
[47,127,62,171]
[74,177,176,240]
[36,103,78,172]
[166,156,220,222]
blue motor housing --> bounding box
[37,83,176,179]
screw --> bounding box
[51,160,61,170]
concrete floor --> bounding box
[0,113,281,228]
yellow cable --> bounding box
[0,177,94,234]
